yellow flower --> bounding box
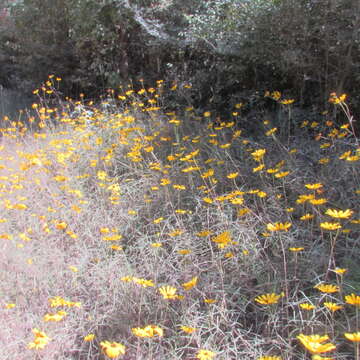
[301,120,309,127]
[219,143,231,149]
[173,184,186,190]
[203,197,214,204]
[43,310,67,322]
[344,332,360,342]
[310,122,318,128]
[303,181,322,193]
[211,231,232,249]
[131,325,163,338]
[28,328,51,350]
[320,222,342,231]
[318,157,330,164]
[255,293,282,305]
[68,265,78,273]
[251,149,266,162]
[310,198,327,205]
[153,217,164,224]
[175,209,190,214]
[266,222,292,232]
[300,303,316,311]
[266,128,278,136]
[328,92,347,104]
[159,285,179,300]
[297,334,336,354]
[133,278,155,288]
[181,165,201,173]
[314,284,339,293]
[196,349,216,360]
[274,171,290,178]
[151,242,162,248]
[297,194,315,203]
[177,249,191,255]
[224,251,234,258]
[102,234,122,241]
[97,170,107,181]
[71,205,81,213]
[270,91,281,101]
[197,230,212,237]
[182,276,198,291]
[300,213,314,221]
[323,302,343,312]
[168,229,184,237]
[280,99,295,105]
[257,191,267,198]
[204,298,217,304]
[345,293,360,307]
[338,149,352,162]
[253,164,265,172]
[201,169,215,178]
[346,155,359,161]
[84,333,95,341]
[55,221,67,230]
[5,303,16,309]
[289,247,304,252]
[332,268,347,275]
[325,208,353,219]
[100,341,126,358]
[53,175,68,182]
[160,178,171,186]
[238,208,250,217]
[180,325,197,334]
[227,172,239,179]
[311,355,334,360]
[13,203,27,210]
[48,296,81,308]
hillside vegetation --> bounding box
[0,78,359,359]
[1,0,360,117]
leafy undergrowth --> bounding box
[0,79,359,360]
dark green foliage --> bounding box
[0,0,359,115]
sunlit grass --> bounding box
[0,77,359,359]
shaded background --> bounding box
[0,0,359,124]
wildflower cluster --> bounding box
[0,78,358,359]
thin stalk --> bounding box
[325,229,340,281]
[280,234,290,339]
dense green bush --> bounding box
[183,0,360,108]
[0,0,359,115]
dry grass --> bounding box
[0,80,359,360]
